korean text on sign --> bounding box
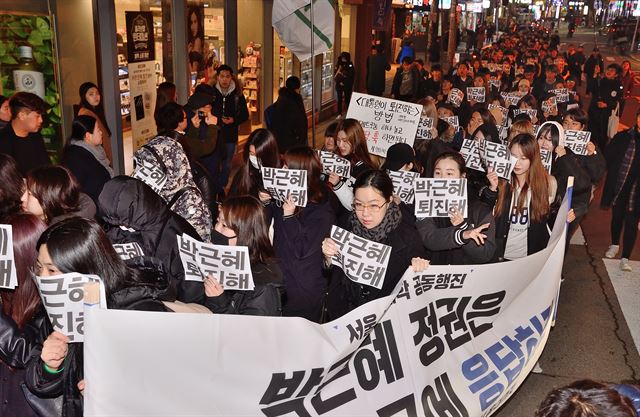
[317,150,351,178]
[540,149,553,174]
[388,170,420,204]
[261,166,308,207]
[0,225,17,289]
[132,155,167,194]
[329,225,392,290]
[563,130,591,155]
[113,242,145,260]
[480,141,518,180]
[467,87,485,103]
[177,234,255,291]
[460,139,484,172]
[415,116,434,140]
[35,273,106,342]
[414,178,468,218]
[346,92,422,157]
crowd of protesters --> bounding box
[0,21,638,417]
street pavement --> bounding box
[493,23,640,416]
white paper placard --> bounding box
[549,88,570,103]
[346,92,422,157]
[563,130,591,155]
[35,273,106,342]
[177,234,254,290]
[442,115,459,129]
[479,141,518,180]
[388,170,420,204]
[513,108,537,120]
[317,150,352,178]
[460,138,485,172]
[0,225,18,289]
[329,225,392,290]
[500,91,523,107]
[541,96,558,114]
[414,178,468,218]
[113,242,145,260]
[448,88,464,107]
[261,166,308,207]
[416,116,434,140]
[467,87,486,103]
[540,148,553,173]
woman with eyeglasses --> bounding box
[25,217,170,417]
[204,195,284,316]
[322,170,428,320]
[416,152,496,265]
[0,213,47,416]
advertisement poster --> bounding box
[0,14,63,156]
[126,11,157,151]
[186,3,205,75]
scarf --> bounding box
[350,201,402,243]
[70,139,114,178]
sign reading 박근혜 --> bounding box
[83,194,571,417]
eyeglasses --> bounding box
[352,201,388,213]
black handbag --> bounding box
[21,382,63,417]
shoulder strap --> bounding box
[138,141,168,174]
[167,186,199,209]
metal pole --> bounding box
[496,0,500,40]
[632,15,640,52]
[310,0,316,149]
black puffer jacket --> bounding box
[98,176,206,304]
[24,260,170,417]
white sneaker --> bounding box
[621,258,632,272]
[605,244,620,259]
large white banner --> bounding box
[346,93,422,157]
[84,197,569,417]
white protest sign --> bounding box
[460,138,485,172]
[448,88,464,107]
[261,166,308,207]
[480,141,518,180]
[346,93,422,157]
[416,116,434,140]
[0,225,17,289]
[550,88,570,103]
[513,108,537,120]
[533,124,541,136]
[388,170,420,204]
[177,234,254,290]
[541,95,558,114]
[500,92,522,107]
[497,125,508,141]
[540,149,553,173]
[489,77,501,90]
[329,225,392,290]
[132,155,167,194]
[317,150,351,178]
[414,178,468,218]
[563,130,591,155]
[84,195,570,417]
[467,86,486,103]
[442,115,459,129]
[35,273,106,342]
[113,242,145,260]
[488,103,508,123]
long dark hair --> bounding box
[221,196,275,263]
[36,217,130,300]
[155,82,177,121]
[69,115,98,142]
[231,129,281,197]
[282,146,327,205]
[25,166,80,224]
[78,82,111,136]
[0,153,24,220]
[0,213,46,329]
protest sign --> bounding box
[346,93,422,157]
[317,150,351,178]
[388,170,420,204]
[177,234,254,290]
[550,88,570,103]
[497,125,508,141]
[35,273,106,342]
[489,77,501,90]
[460,138,484,172]
[84,195,570,417]
[113,242,145,260]
[513,108,537,120]
[329,226,391,290]
[533,124,541,136]
[415,116,434,140]
[541,96,558,115]
[563,130,591,155]
[442,115,459,129]
[488,103,508,123]
[540,148,553,173]
[0,225,17,289]
[132,156,167,194]
[261,166,308,207]
[467,87,485,103]
[414,178,468,218]
[480,141,518,180]
[448,88,464,107]
[500,91,523,107]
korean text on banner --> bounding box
[84,195,570,417]
[0,225,18,289]
[177,234,254,290]
[345,93,422,157]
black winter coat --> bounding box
[61,145,111,205]
[212,82,249,144]
[98,176,206,304]
[273,197,335,322]
[0,308,49,417]
[601,128,640,213]
[325,216,427,320]
[204,260,284,316]
[551,149,593,218]
[366,54,390,95]
[271,87,308,153]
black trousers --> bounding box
[611,198,639,258]
[336,87,353,115]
